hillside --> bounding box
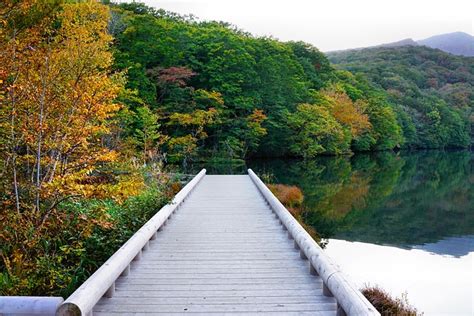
[418,32,474,57]
[328,46,473,148]
[378,38,418,48]
[111,2,404,160]
[335,32,474,57]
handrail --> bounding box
[248,169,379,316]
[0,296,63,315]
[56,169,207,316]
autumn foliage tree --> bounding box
[320,86,371,139]
[0,1,125,294]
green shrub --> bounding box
[0,180,169,297]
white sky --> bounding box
[128,0,474,51]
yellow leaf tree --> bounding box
[320,86,371,139]
[0,0,124,294]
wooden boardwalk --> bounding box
[55,170,379,316]
[93,175,337,315]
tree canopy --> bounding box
[110,2,405,161]
[328,46,473,148]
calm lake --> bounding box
[186,150,474,315]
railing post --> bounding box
[300,249,308,259]
[120,265,130,277]
[133,250,142,261]
[337,303,347,316]
[309,264,318,276]
[104,282,115,298]
[293,240,299,249]
[323,282,333,297]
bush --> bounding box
[267,183,323,244]
[362,286,419,316]
[0,177,171,297]
[267,184,304,208]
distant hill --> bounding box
[327,45,473,148]
[378,38,418,48]
[331,32,474,57]
[418,32,474,57]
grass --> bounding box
[362,285,420,315]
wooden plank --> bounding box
[116,273,320,279]
[93,303,337,313]
[115,277,319,285]
[128,267,308,274]
[93,312,336,316]
[113,283,321,291]
[95,295,334,306]
[109,289,331,298]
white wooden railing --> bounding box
[0,296,63,315]
[56,169,207,316]
[248,169,380,316]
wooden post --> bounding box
[133,250,142,261]
[300,249,307,259]
[287,231,293,239]
[120,265,130,277]
[309,264,318,276]
[337,303,347,316]
[104,282,115,298]
[143,241,149,251]
[150,232,157,240]
[323,282,333,297]
[294,240,299,250]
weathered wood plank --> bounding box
[93,303,337,313]
[95,295,334,306]
[115,277,319,285]
[93,311,336,316]
[110,289,330,298]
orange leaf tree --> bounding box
[0,0,124,294]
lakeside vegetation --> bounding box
[328,46,473,148]
[0,1,472,309]
[0,0,182,296]
[362,286,418,316]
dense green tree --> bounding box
[287,104,350,158]
[110,3,408,160]
[328,46,473,148]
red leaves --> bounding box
[158,66,196,86]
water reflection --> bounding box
[248,150,474,251]
[412,235,474,258]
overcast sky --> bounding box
[132,0,474,51]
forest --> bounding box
[0,0,471,297]
[110,2,405,161]
[328,46,473,148]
